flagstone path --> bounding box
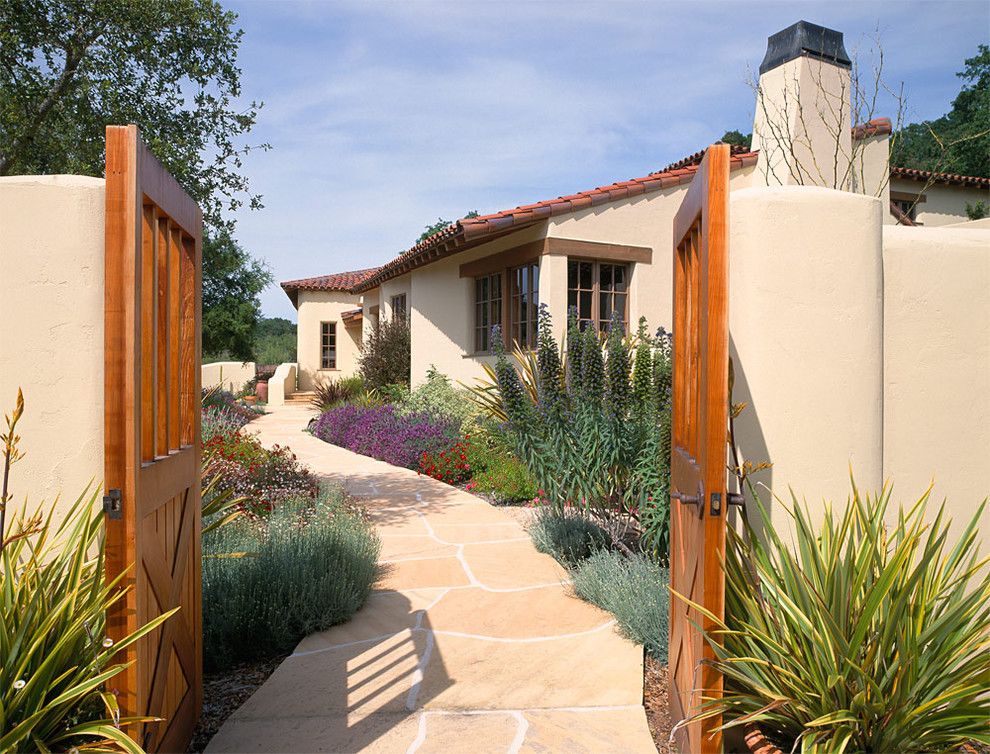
[206,403,656,754]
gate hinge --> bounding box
[103,489,122,520]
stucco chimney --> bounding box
[751,21,853,189]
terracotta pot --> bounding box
[243,395,258,405]
[743,723,982,754]
[255,379,269,403]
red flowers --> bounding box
[418,438,474,485]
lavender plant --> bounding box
[312,403,457,469]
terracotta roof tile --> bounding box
[280,267,379,305]
[851,117,892,139]
[889,165,989,189]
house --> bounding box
[282,21,989,390]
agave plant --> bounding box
[680,482,990,754]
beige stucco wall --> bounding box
[882,225,990,557]
[296,289,364,389]
[728,185,885,532]
[890,178,988,227]
[851,133,891,211]
[0,175,105,524]
[751,56,852,189]
[202,361,255,394]
[267,362,298,406]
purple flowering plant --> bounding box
[312,403,457,469]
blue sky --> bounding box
[225,0,990,320]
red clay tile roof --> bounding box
[280,267,379,306]
[340,307,363,325]
[851,117,892,140]
[353,145,759,292]
[889,165,990,189]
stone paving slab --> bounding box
[207,405,656,753]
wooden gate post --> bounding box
[104,124,203,753]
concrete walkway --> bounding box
[207,404,656,754]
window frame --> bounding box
[390,293,407,322]
[320,321,337,369]
[567,258,630,333]
[509,262,540,351]
[474,272,503,353]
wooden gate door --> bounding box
[669,143,730,754]
[104,124,203,752]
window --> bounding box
[891,191,925,225]
[390,293,407,322]
[510,263,539,350]
[320,322,336,369]
[474,273,502,352]
[567,259,629,332]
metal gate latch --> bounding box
[103,489,123,519]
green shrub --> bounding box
[470,447,537,502]
[372,382,409,404]
[202,487,380,670]
[528,508,610,567]
[400,367,477,428]
[687,485,990,753]
[359,317,410,389]
[571,550,669,661]
[480,308,673,557]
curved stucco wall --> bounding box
[883,225,990,556]
[728,185,885,530]
[0,175,106,525]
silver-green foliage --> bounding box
[686,484,990,753]
[398,367,478,430]
[571,550,670,661]
[528,508,610,568]
[492,306,672,557]
[202,487,380,670]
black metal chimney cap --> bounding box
[759,21,851,74]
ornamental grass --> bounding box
[682,483,990,754]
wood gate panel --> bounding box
[105,124,203,753]
[669,143,730,754]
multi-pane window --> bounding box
[320,322,337,369]
[474,273,502,352]
[567,260,629,332]
[510,263,540,350]
[390,293,407,322]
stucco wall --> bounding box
[890,178,988,227]
[296,289,364,389]
[0,175,105,525]
[267,362,298,406]
[882,225,990,556]
[202,361,255,394]
[728,186,885,532]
